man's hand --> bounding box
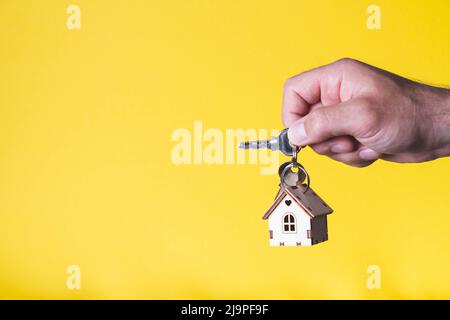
[283,58,450,167]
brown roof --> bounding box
[262,185,333,220]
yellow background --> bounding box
[0,0,449,299]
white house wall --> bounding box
[268,194,312,246]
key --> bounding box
[238,128,296,156]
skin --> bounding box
[283,58,450,167]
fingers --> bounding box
[282,68,323,127]
[329,151,377,167]
[282,60,348,127]
[310,136,359,155]
[329,144,380,167]
[282,59,385,168]
[288,98,369,147]
[310,138,380,167]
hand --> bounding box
[283,58,450,167]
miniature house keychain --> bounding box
[239,129,333,246]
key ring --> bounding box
[291,145,300,167]
[280,161,310,193]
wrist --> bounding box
[423,86,450,157]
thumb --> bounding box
[288,98,367,146]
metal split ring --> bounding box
[280,161,310,193]
[291,145,301,166]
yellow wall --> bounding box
[0,0,449,299]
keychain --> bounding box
[239,128,333,246]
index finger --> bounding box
[282,62,343,127]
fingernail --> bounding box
[331,144,347,153]
[288,122,307,146]
[359,148,380,160]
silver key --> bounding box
[238,128,296,156]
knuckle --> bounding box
[310,143,329,155]
[333,58,365,71]
[281,114,286,126]
[308,109,329,133]
[281,113,291,127]
[334,57,356,66]
[358,98,382,128]
[351,160,376,168]
[283,77,296,90]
